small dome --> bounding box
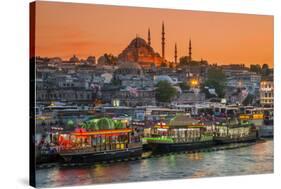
[154,75,176,85]
[69,55,79,63]
[117,61,142,70]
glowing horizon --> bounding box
[34,1,274,67]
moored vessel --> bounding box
[144,114,215,153]
[58,117,142,163]
[214,118,257,144]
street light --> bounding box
[190,79,199,87]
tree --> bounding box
[179,56,200,66]
[207,67,226,82]
[104,53,117,65]
[203,80,225,98]
[155,80,177,102]
[202,68,226,98]
[261,63,270,76]
[179,56,189,66]
[250,64,262,74]
[179,82,190,91]
[160,62,167,67]
[242,94,254,106]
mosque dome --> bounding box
[118,36,162,68]
[128,37,149,49]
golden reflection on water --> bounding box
[187,152,204,161]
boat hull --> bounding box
[147,140,215,153]
[257,125,273,138]
[214,134,257,144]
[59,146,142,163]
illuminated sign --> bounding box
[252,114,264,120]
[239,115,250,120]
[71,128,132,136]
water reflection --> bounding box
[36,140,273,188]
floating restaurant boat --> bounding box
[239,107,273,138]
[58,117,142,163]
[144,115,215,153]
[213,118,257,144]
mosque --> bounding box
[117,22,193,68]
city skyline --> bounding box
[35,1,273,67]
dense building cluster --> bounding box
[35,22,274,113]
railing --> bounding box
[60,141,142,155]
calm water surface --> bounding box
[36,140,273,188]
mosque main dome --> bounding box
[117,37,163,68]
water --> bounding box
[36,140,273,188]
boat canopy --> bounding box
[168,115,203,128]
[81,117,126,130]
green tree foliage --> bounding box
[261,63,270,76]
[242,94,254,106]
[160,62,167,67]
[179,56,200,66]
[250,64,262,74]
[111,78,121,86]
[155,80,177,102]
[179,56,189,66]
[207,67,226,82]
[104,53,117,65]
[66,120,74,128]
[203,68,226,98]
[179,82,190,91]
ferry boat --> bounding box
[240,107,273,138]
[213,118,257,144]
[144,114,215,153]
[58,117,142,163]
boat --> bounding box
[260,108,273,137]
[144,114,215,153]
[213,118,257,144]
[239,107,273,138]
[58,117,142,163]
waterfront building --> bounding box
[226,71,261,94]
[260,76,274,107]
[114,61,153,88]
[115,88,156,107]
[221,64,248,77]
[172,91,206,105]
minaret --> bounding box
[174,43,178,66]
[161,22,165,61]
[148,28,151,46]
[189,38,192,62]
[134,34,139,62]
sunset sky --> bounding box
[34,1,274,67]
